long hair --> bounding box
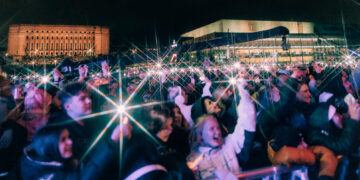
[189,114,217,150]
[30,125,66,162]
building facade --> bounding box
[181,20,347,63]
[7,24,109,61]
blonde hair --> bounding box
[189,114,218,150]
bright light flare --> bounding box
[40,76,50,83]
[156,63,162,68]
[234,62,240,69]
[117,105,126,114]
[229,78,237,85]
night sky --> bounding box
[0,0,359,50]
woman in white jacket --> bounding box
[187,80,256,179]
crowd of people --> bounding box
[0,59,360,179]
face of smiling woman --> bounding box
[201,117,223,148]
[58,129,73,159]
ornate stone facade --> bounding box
[7,24,109,61]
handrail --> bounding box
[235,165,308,179]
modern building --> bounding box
[7,24,110,61]
[181,19,348,63]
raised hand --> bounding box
[348,98,360,121]
[111,117,133,143]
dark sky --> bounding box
[1,0,359,49]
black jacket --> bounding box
[50,112,106,160]
[305,103,360,155]
[122,133,195,180]
[20,140,116,180]
[0,120,27,175]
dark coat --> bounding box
[122,133,195,180]
[305,104,360,155]
[20,140,116,180]
[0,120,27,175]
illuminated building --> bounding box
[181,20,347,63]
[7,24,109,61]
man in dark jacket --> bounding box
[54,82,101,160]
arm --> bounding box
[227,80,256,154]
[201,77,212,97]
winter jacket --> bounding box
[305,103,360,155]
[0,120,27,176]
[122,134,195,180]
[20,140,116,180]
[188,84,256,179]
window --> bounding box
[70,43,72,50]
[79,43,81,50]
[61,36,63,40]
[56,52,58,55]
[46,52,48,55]
[42,36,44,39]
[56,43,58,50]
[36,43,38,49]
[75,43,77,50]
[41,43,44,50]
[51,43,53,50]
[56,37,59,40]
[32,36,34,39]
[70,37,72,40]
[46,43,49,50]
[51,37,54,40]
[41,52,43,55]
[84,44,86,49]
[66,36,68,39]
[26,36,29,40]
[66,43,67,50]
[51,52,53,56]
[47,37,49,39]
[37,36,39,39]
[79,52,82,55]
[70,52,72,55]
[61,43,63,50]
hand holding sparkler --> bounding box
[78,65,88,82]
[111,116,133,142]
[52,68,64,82]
